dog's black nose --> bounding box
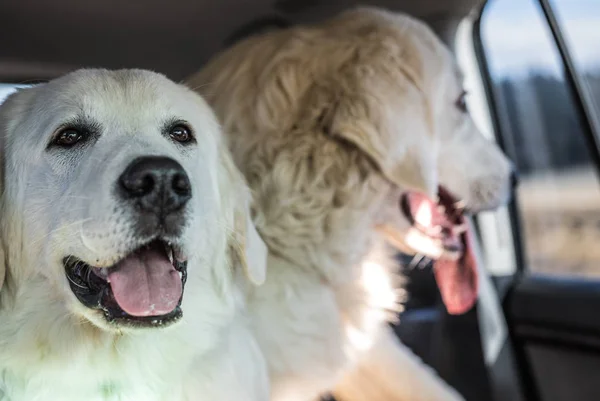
[119,156,191,215]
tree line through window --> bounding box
[482,0,600,277]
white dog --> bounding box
[0,69,269,401]
[188,7,514,401]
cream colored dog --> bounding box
[0,69,269,401]
[188,7,513,401]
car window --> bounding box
[480,0,600,278]
[550,0,600,126]
[0,84,27,105]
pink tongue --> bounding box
[108,247,182,317]
[433,230,479,315]
[404,191,479,315]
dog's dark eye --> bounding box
[169,125,193,144]
[455,91,468,113]
[53,128,84,147]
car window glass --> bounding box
[481,0,600,278]
[551,0,600,125]
[0,84,27,105]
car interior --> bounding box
[2,1,600,401]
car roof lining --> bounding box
[0,0,484,82]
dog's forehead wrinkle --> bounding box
[39,70,189,136]
[6,104,62,151]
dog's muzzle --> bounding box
[64,156,193,328]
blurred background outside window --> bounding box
[481,0,600,277]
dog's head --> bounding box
[313,8,515,207]
[188,8,513,314]
[0,69,265,333]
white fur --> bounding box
[188,7,512,401]
[0,69,269,401]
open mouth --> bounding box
[379,186,479,315]
[64,239,187,328]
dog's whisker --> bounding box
[85,264,93,283]
[416,255,430,269]
[66,272,87,289]
[407,253,425,270]
[184,81,216,92]
[29,218,94,248]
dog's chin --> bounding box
[64,239,188,330]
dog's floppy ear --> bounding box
[233,202,267,285]
[0,90,24,291]
[221,147,268,286]
[318,67,438,198]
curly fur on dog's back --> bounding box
[191,7,454,267]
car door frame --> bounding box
[471,1,600,400]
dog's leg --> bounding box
[332,326,465,401]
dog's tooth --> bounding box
[178,271,183,279]
[173,246,186,263]
[454,224,468,234]
[431,225,442,235]
[437,205,446,214]
[163,242,175,263]
[453,200,466,211]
